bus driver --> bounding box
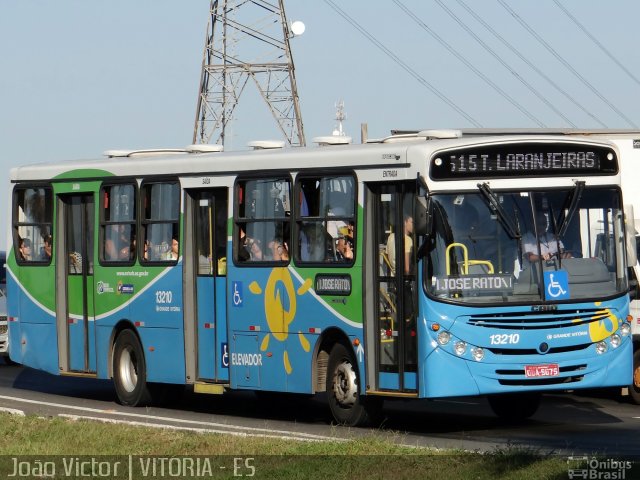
[523,211,572,262]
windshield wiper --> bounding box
[477,183,521,240]
[557,180,585,238]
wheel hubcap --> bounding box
[634,365,640,389]
[333,360,357,407]
[118,347,138,393]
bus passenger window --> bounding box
[234,177,291,265]
[295,175,356,264]
[101,184,136,264]
[13,186,53,265]
[140,181,180,264]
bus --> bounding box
[6,130,634,425]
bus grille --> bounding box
[0,318,6,335]
[466,309,610,330]
[489,343,590,356]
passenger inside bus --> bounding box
[335,236,353,260]
[268,238,289,261]
[18,237,32,261]
[522,211,572,263]
[385,214,414,277]
[40,234,52,261]
[105,225,132,261]
[69,251,82,273]
[249,239,263,260]
[166,238,179,260]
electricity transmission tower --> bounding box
[192,0,306,147]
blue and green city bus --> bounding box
[7,130,633,425]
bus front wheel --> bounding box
[113,329,152,407]
[629,349,640,404]
[487,392,541,421]
[326,343,382,426]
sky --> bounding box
[1,0,640,249]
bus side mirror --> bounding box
[629,267,639,300]
[415,196,430,238]
[625,204,637,267]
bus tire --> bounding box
[487,392,540,421]
[113,329,152,407]
[629,349,640,405]
[326,343,382,426]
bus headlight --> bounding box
[454,341,467,356]
[620,323,631,337]
[610,334,621,348]
[437,331,451,346]
[596,341,608,354]
[471,347,485,361]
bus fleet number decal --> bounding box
[155,290,180,312]
[156,290,173,304]
[489,333,520,345]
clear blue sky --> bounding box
[1,0,639,248]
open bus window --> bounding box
[235,177,291,264]
[141,182,180,263]
[295,174,356,264]
[13,186,53,264]
[100,184,136,264]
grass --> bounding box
[0,413,577,479]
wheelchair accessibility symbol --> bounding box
[232,281,243,307]
[544,270,570,300]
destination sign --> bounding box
[315,274,351,296]
[430,143,617,180]
[432,274,513,295]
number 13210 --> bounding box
[489,333,520,345]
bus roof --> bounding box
[9,132,620,183]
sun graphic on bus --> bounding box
[587,307,620,342]
[249,268,313,374]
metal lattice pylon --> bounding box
[192,0,305,147]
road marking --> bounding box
[59,414,340,443]
[0,394,341,442]
[0,407,25,416]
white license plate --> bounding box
[525,364,559,378]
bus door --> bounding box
[372,183,417,392]
[184,189,229,382]
[58,193,96,373]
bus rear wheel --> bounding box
[629,349,640,404]
[326,343,382,426]
[487,392,541,421]
[113,329,152,407]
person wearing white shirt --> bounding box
[522,211,571,262]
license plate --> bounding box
[525,364,559,378]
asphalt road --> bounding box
[1,359,639,456]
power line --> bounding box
[455,0,606,128]
[498,0,637,128]
[552,0,640,89]
[393,0,545,127]
[322,0,482,127]
[432,0,576,127]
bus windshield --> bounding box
[425,187,627,304]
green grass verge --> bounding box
[0,413,576,479]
